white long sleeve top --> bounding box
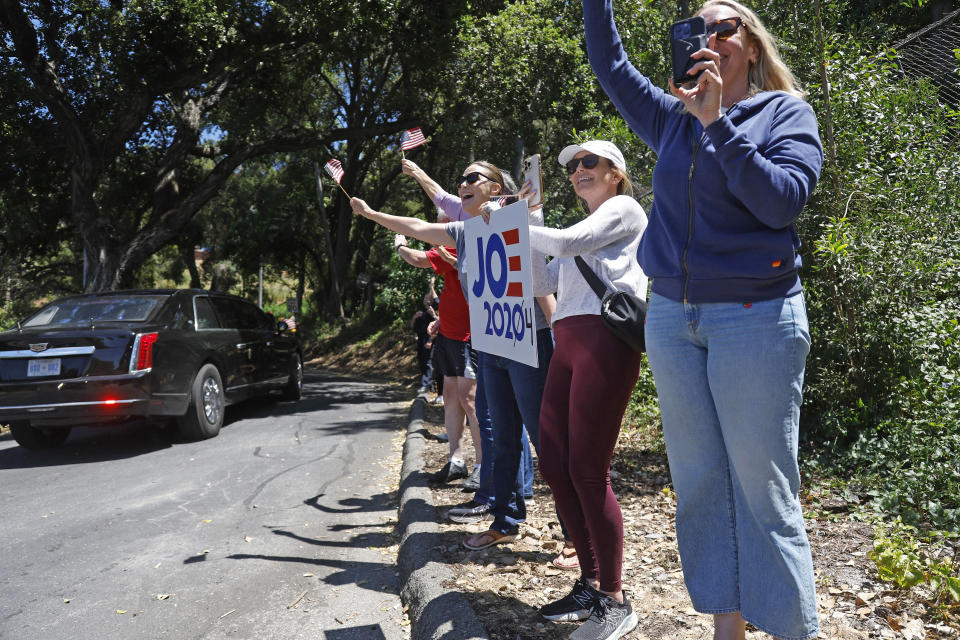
[529,195,648,325]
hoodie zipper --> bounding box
[682,120,706,304]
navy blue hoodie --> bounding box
[584,0,823,303]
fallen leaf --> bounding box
[156,594,173,600]
[901,618,924,640]
[63,599,71,604]
[116,610,127,614]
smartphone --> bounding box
[671,16,707,86]
[522,153,542,208]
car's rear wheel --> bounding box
[281,354,302,401]
[177,364,224,440]
[9,421,70,449]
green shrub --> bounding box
[373,244,435,330]
[798,46,960,529]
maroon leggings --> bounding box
[539,314,642,593]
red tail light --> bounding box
[131,332,158,372]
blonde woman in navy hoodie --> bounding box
[583,1,823,640]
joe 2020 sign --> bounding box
[463,200,538,367]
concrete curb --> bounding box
[397,394,489,640]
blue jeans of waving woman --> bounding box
[481,328,553,536]
[645,293,818,640]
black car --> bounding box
[0,289,302,449]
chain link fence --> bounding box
[892,7,960,107]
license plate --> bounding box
[28,358,61,377]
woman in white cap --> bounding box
[527,140,647,640]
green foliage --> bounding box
[373,242,436,329]
[796,37,960,529]
[869,519,960,610]
[621,357,664,454]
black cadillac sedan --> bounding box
[0,290,302,449]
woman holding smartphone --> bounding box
[583,1,823,639]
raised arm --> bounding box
[402,159,444,203]
[351,197,451,246]
[583,0,677,151]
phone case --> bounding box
[522,154,542,208]
[671,16,707,85]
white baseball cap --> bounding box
[557,140,627,172]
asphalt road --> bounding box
[0,370,412,640]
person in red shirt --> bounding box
[394,233,481,483]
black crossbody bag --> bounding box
[574,256,647,352]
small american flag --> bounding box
[323,159,344,184]
[400,128,426,151]
[284,315,297,331]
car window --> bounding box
[194,297,220,329]
[22,295,166,328]
[209,297,242,329]
[229,299,272,331]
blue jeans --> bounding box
[480,328,553,535]
[644,292,818,640]
[472,366,534,506]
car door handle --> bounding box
[236,343,250,350]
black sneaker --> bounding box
[448,500,490,523]
[429,459,468,484]
[460,466,482,491]
[569,591,638,640]
[539,578,597,622]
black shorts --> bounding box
[431,334,478,380]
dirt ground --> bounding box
[314,325,958,640]
[417,397,959,640]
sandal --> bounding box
[552,542,580,570]
[463,529,517,550]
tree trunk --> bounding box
[180,243,202,289]
[312,162,346,323]
[331,193,354,315]
[813,0,838,190]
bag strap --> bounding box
[574,256,610,301]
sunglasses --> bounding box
[707,16,744,41]
[456,171,496,188]
[565,154,602,175]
